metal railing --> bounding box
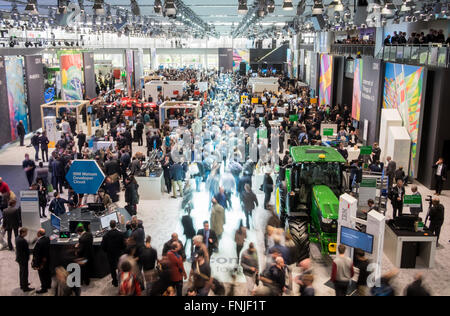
[330,44,375,57]
[377,44,449,68]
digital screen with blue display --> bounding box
[340,226,374,254]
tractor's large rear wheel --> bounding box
[288,217,310,263]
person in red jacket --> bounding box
[167,241,187,296]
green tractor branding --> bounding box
[277,146,346,261]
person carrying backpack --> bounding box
[119,260,142,296]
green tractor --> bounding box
[276,146,346,261]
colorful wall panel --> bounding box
[319,53,333,106]
[232,49,249,72]
[352,58,363,121]
[383,62,425,177]
[0,57,12,146]
[5,57,28,140]
[60,53,83,100]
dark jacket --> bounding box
[101,229,126,259]
[17,122,25,136]
[31,134,40,147]
[125,182,139,205]
[15,236,29,264]
[105,159,121,176]
[432,163,448,178]
[49,198,69,216]
[238,175,252,195]
[50,159,64,177]
[389,185,405,207]
[162,239,187,260]
[2,206,21,230]
[241,190,258,212]
[39,136,49,149]
[429,204,445,224]
[263,174,274,193]
[182,215,196,239]
[77,133,86,146]
[197,229,218,253]
[386,160,397,176]
[32,236,50,268]
[170,163,184,181]
[268,265,286,292]
[78,232,94,260]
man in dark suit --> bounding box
[76,130,86,154]
[162,233,186,261]
[50,156,64,194]
[197,221,218,259]
[39,131,50,162]
[16,120,26,146]
[386,156,396,192]
[389,179,405,218]
[75,225,94,286]
[101,220,125,287]
[32,229,51,294]
[432,158,447,196]
[15,227,34,292]
[2,199,21,250]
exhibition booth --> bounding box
[143,80,186,102]
[159,100,201,123]
[40,100,92,147]
[247,77,279,93]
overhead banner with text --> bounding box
[352,57,382,145]
[24,55,45,131]
[82,52,96,99]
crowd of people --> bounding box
[384,29,450,45]
[0,67,446,296]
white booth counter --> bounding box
[136,173,165,200]
[248,77,279,93]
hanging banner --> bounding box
[24,55,45,131]
[126,50,134,96]
[44,116,57,148]
[60,53,83,100]
[319,53,333,106]
[0,56,12,147]
[82,52,96,99]
[5,56,29,140]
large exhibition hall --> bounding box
[0,0,448,298]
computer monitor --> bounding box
[88,203,105,213]
[51,214,61,231]
[100,212,119,230]
[69,221,91,234]
[340,226,374,254]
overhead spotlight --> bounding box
[282,0,294,11]
[267,0,275,14]
[25,0,39,15]
[93,0,105,16]
[381,1,396,16]
[154,0,163,14]
[238,0,248,14]
[131,0,140,16]
[165,0,177,16]
[257,0,266,17]
[401,0,414,12]
[57,0,68,14]
[330,0,344,12]
[312,0,324,15]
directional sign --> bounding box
[66,160,105,194]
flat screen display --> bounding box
[100,212,119,230]
[69,220,91,233]
[51,214,61,231]
[340,226,374,254]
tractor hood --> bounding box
[312,185,339,219]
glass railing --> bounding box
[330,44,375,57]
[377,45,449,68]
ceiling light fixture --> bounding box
[267,0,275,13]
[165,0,177,16]
[25,0,39,15]
[331,0,344,12]
[282,0,294,11]
[93,0,105,16]
[238,0,248,14]
[312,0,324,15]
[381,1,396,16]
[154,0,163,14]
